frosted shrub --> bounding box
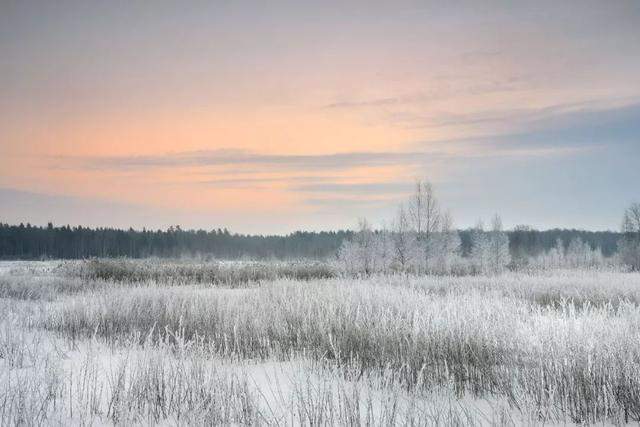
[59,258,336,285]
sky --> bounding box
[1,0,639,233]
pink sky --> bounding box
[2,1,640,232]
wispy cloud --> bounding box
[41,99,639,222]
[323,75,534,110]
[53,150,448,172]
[391,97,640,130]
[53,124,596,174]
[197,175,338,189]
[429,100,640,154]
[292,181,413,195]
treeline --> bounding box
[0,223,352,260]
[0,221,623,261]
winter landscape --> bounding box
[3,1,640,425]
[2,186,640,425]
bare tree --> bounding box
[623,203,640,235]
[407,179,441,268]
[619,203,640,271]
[391,204,420,272]
[408,180,440,239]
[354,218,375,275]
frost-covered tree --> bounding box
[566,237,603,269]
[338,180,465,275]
[540,238,565,269]
[623,203,640,234]
[487,214,511,273]
[471,214,512,274]
[428,211,461,274]
[530,237,606,271]
[619,203,640,271]
[338,219,401,275]
[470,220,490,274]
[373,224,394,274]
[529,239,562,270]
[407,180,440,269]
[337,219,376,275]
[337,240,357,275]
[390,204,420,272]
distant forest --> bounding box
[0,222,622,261]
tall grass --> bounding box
[0,323,510,425]
[36,274,640,423]
[0,339,258,425]
[0,274,106,300]
[389,270,640,309]
[58,258,337,285]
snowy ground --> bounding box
[1,260,639,425]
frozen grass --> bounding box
[0,335,258,425]
[0,260,60,276]
[0,325,512,425]
[387,269,640,309]
[2,261,640,424]
[58,258,337,285]
[0,274,107,301]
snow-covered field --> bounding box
[2,259,640,425]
